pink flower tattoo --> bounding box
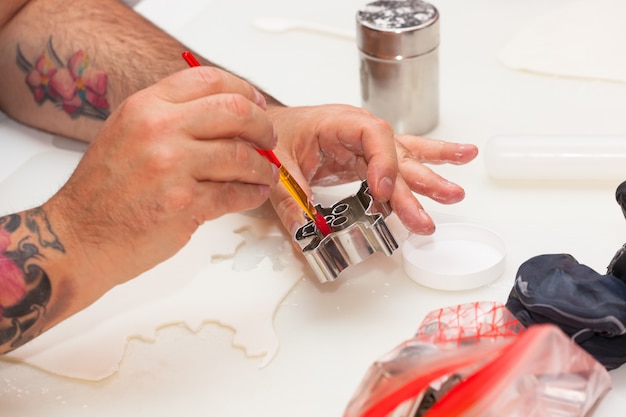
[17,37,110,120]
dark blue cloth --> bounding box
[506,253,626,370]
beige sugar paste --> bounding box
[0,149,304,381]
[499,0,626,84]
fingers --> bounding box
[268,104,478,238]
[150,66,267,110]
[271,176,438,239]
[115,66,278,185]
[186,138,278,186]
[191,182,272,222]
[397,154,467,204]
[177,92,276,150]
[358,118,398,202]
[50,66,284,291]
[315,106,398,202]
[388,176,436,235]
[144,67,276,151]
[394,136,474,205]
[171,87,278,184]
[395,134,479,165]
[270,185,308,238]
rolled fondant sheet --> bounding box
[0,151,304,381]
[499,0,626,83]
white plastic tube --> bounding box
[484,135,626,181]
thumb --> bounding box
[269,184,310,241]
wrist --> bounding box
[40,199,113,309]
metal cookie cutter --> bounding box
[294,181,398,283]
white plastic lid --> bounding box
[402,223,506,291]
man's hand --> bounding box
[45,66,278,290]
[267,104,478,236]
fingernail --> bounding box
[271,164,279,183]
[431,179,464,202]
[418,208,432,222]
[417,209,435,234]
[378,176,394,202]
[454,144,478,161]
[289,222,302,237]
[254,90,267,110]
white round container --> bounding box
[402,223,506,291]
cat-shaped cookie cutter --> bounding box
[294,181,398,283]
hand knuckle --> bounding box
[370,115,393,133]
[223,94,253,119]
[161,185,194,213]
[145,144,180,174]
[197,67,226,92]
[118,93,171,137]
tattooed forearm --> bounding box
[0,209,59,352]
[26,207,65,253]
[16,36,110,120]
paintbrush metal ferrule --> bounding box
[278,167,313,217]
[278,167,332,235]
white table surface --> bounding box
[2,0,626,415]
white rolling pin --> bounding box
[484,135,626,181]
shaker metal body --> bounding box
[357,0,439,135]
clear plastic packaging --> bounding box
[343,302,611,417]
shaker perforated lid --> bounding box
[356,0,439,59]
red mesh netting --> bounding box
[415,301,524,345]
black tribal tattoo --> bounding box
[0,208,62,352]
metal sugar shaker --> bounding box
[356,0,439,135]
